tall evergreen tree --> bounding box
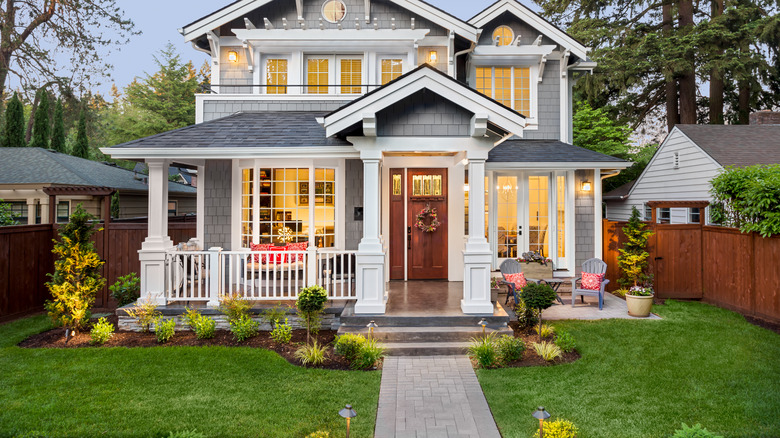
[50,98,66,153]
[2,93,25,147]
[29,90,50,149]
[72,110,89,159]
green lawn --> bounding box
[478,300,780,438]
[0,316,380,438]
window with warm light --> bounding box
[476,66,532,114]
[492,26,515,46]
[307,58,329,94]
[322,0,346,23]
[266,59,288,94]
[556,175,566,258]
[381,59,403,85]
[340,59,362,94]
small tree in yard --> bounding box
[520,283,557,342]
[45,205,105,336]
[618,206,654,288]
[296,285,328,343]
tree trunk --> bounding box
[738,80,751,124]
[709,0,725,124]
[663,1,679,131]
[678,0,697,124]
[25,92,40,144]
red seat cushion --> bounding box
[504,272,527,290]
[250,243,272,263]
[581,272,605,290]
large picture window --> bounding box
[476,66,532,116]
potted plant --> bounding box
[618,207,655,317]
[490,277,501,303]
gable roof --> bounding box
[469,0,588,60]
[323,64,526,137]
[675,125,780,168]
[488,139,629,166]
[0,148,196,194]
[181,0,479,42]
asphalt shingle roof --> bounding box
[0,148,196,194]
[676,125,780,167]
[488,140,628,163]
[111,112,351,149]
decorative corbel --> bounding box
[263,18,274,30]
[538,54,547,83]
[471,114,489,137]
[363,114,377,137]
[282,18,289,30]
[411,18,415,30]
[391,18,396,30]
[299,18,306,29]
[319,18,325,30]
[206,31,220,66]
[374,18,378,30]
[242,40,254,73]
[560,50,571,78]
[355,18,361,30]
[245,18,257,29]
[533,35,543,46]
[295,0,303,20]
[364,0,371,24]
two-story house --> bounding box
[103,0,629,315]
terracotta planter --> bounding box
[626,294,654,317]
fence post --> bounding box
[207,247,222,307]
[307,247,318,287]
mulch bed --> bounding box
[18,315,363,371]
[491,321,580,368]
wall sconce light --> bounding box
[581,180,592,192]
[228,51,238,63]
[463,184,470,192]
[428,50,438,64]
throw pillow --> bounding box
[287,241,308,262]
[504,272,527,290]
[250,243,272,263]
[580,272,604,290]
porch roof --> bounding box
[487,140,629,167]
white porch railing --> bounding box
[164,248,357,303]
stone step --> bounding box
[337,325,513,343]
[340,314,510,328]
[381,341,472,356]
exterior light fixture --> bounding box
[533,406,551,438]
[478,318,488,335]
[366,320,378,340]
[428,50,438,64]
[581,180,592,192]
[339,404,357,438]
[228,51,238,63]
[464,184,470,192]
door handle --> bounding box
[407,226,411,250]
[518,225,523,236]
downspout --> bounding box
[454,31,480,76]
[601,170,621,181]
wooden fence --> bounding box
[603,219,780,324]
[0,222,196,322]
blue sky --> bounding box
[100,0,506,97]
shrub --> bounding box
[305,432,330,438]
[261,303,288,329]
[495,335,524,364]
[534,419,579,438]
[468,333,498,368]
[155,318,176,344]
[672,423,723,438]
[521,283,558,341]
[618,206,654,288]
[334,333,367,362]
[230,314,258,342]
[0,199,19,226]
[124,298,162,333]
[166,430,206,438]
[555,330,576,353]
[534,323,556,338]
[351,338,385,370]
[294,341,328,366]
[89,317,115,345]
[613,288,629,298]
[181,307,216,339]
[109,273,140,307]
[219,293,252,323]
[45,205,105,334]
[270,317,292,344]
[296,285,328,342]
[532,341,562,362]
[710,164,780,237]
[514,298,539,329]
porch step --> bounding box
[337,325,514,356]
[340,315,510,328]
[380,341,472,357]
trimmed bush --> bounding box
[495,335,525,363]
[351,338,385,370]
[181,307,216,339]
[533,419,579,438]
[294,341,328,366]
[124,299,161,333]
[270,317,292,344]
[555,330,576,353]
[334,333,367,362]
[109,273,140,307]
[89,317,115,345]
[672,423,723,438]
[230,314,258,342]
[521,283,558,341]
[468,333,498,368]
[297,285,328,342]
[219,294,252,323]
[155,318,176,344]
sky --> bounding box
[97,0,508,97]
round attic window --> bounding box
[322,0,347,23]
[492,26,515,46]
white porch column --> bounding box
[462,156,494,314]
[188,164,206,251]
[39,197,49,224]
[26,199,36,225]
[594,168,603,259]
[138,159,173,305]
[354,155,386,314]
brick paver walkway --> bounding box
[374,356,501,438]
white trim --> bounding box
[101,147,360,160]
[487,162,630,170]
[594,168,602,259]
[468,64,538,123]
[233,28,430,43]
[469,0,588,60]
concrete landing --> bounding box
[542,292,662,320]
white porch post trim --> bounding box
[354,154,386,314]
[26,199,36,225]
[39,197,49,224]
[139,159,173,305]
[190,164,206,250]
[462,155,494,314]
[594,168,603,259]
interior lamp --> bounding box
[581,180,592,192]
[428,50,438,64]
[228,51,238,63]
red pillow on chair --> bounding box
[287,241,308,262]
[504,273,527,290]
[250,243,272,263]
[581,272,605,290]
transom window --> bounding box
[322,0,346,23]
[381,59,403,85]
[476,66,531,115]
[266,59,288,94]
[492,26,515,46]
[411,174,442,197]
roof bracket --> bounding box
[538,54,547,83]
[319,18,325,30]
[365,0,371,23]
[560,50,570,78]
[355,18,361,30]
[471,114,489,137]
[245,18,257,29]
[295,0,303,21]
[299,18,306,30]
[533,35,543,46]
[363,114,377,137]
[411,18,415,30]
[243,40,254,73]
[282,18,289,30]
[391,18,396,30]
[206,31,220,65]
[262,18,273,30]
[374,18,379,30]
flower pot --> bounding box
[491,288,500,303]
[521,263,553,280]
[626,294,654,317]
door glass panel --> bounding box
[557,175,565,258]
[412,175,422,196]
[496,176,518,259]
[529,176,549,258]
[393,174,402,196]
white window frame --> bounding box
[470,64,539,123]
[261,55,292,95]
[304,54,365,96]
[376,55,406,85]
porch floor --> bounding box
[515,290,662,320]
[386,281,509,318]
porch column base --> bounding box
[354,251,387,315]
[461,250,493,315]
[138,239,174,306]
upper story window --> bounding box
[266,59,288,94]
[340,59,362,94]
[322,0,347,23]
[492,26,515,46]
[381,59,403,85]
[307,58,330,94]
[476,66,531,115]
[306,55,363,95]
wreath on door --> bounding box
[415,206,441,233]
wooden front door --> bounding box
[408,169,448,279]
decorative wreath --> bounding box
[415,206,441,233]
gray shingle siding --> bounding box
[204,160,232,250]
[202,100,351,122]
[574,169,595,271]
[377,90,473,136]
[345,159,363,250]
[477,13,557,47]
[523,59,560,140]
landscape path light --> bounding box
[339,404,357,438]
[533,406,551,438]
[366,320,378,340]
[478,318,488,336]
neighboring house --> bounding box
[0,148,197,224]
[102,0,629,315]
[604,116,780,224]
[133,163,199,187]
